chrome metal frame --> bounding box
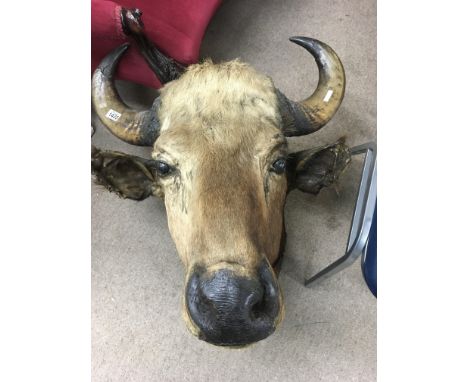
[304,142,377,287]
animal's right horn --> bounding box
[92,43,161,146]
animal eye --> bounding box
[154,160,173,176]
[271,158,287,174]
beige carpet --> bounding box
[92,0,376,380]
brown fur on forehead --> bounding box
[158,60,282,148]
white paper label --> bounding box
[323,89,333,102]
[105,109,122,121]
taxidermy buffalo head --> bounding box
[91,37,350,347]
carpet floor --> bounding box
[92,0,376,380]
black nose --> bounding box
[185,261,280,346]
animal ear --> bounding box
[91,146,161,200]
[287,138,351,194]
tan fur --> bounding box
[152,61,287,334]
[158,60,281,142]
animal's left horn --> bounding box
[276,37,346,137]
[92,43,161,146]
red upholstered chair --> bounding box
[91,0,222,89]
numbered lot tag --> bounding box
[323,89,333,102]
[105,109,122,121]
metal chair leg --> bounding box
[304,142,377,287]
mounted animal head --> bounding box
[91,37,350,347]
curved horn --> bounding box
[277,37,346,137]
[92,43,160,146]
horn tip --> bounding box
[114,42,131,54]
[105,43,131,57]
[289,36,322,49]
[96,43,131,78]
[289,36,308,42]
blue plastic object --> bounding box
[362,205,377,297]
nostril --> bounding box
[197,290,217,317]
[244,288,264,321]
[251,300,266,321]
[248,288,278,322]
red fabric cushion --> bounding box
[91,0,221,89]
